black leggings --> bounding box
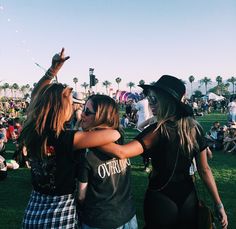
[143,189,198,229]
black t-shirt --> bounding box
[135,121,208,204]
[78,149,136,228]
[30,130,82,195]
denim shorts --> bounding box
[81,215,138,229]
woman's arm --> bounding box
[31,48,70,100]
[98,124,157,158]
[196,148,228,228]
[73,129,121,150]
[98,140,144,159]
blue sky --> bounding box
[1,0,236,94]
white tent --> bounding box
[208,92,225,101]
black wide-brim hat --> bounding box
[139,75,193,117]
[139,75,185,101]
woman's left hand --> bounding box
[216,207,228,229]
[50,48,70,75]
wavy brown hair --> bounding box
[20,83,73,158]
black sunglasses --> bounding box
[82,107,96,116]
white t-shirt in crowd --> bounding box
[135,98,153,126]
[228,101,236,114]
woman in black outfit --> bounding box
[101,75,228,229]
[21,48,120,228]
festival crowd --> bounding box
[0,49,229,229]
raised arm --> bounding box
[196,148,228,229]
[31,48,70,100]
[73,129,121,150]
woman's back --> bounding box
[78,94,137,228]
[30,130,80,195]
[78,148,136,228]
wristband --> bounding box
[216,203,224,210]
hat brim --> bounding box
[138,84,193,117]
[138,84,172,99]
[139,84,181,102]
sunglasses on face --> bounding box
[147,95,157,105]
[82,107,96,116]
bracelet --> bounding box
[216,203,224,210]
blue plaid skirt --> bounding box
[22,190,78,229]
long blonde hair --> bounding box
[153,90,201,158]
[20,83,73,158]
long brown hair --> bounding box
[20,83,73,158]
[85,95,120,130]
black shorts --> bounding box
[143,188,198,229]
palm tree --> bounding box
[2,83,9,97]
[227,76,236,94]
[81,82,89,94]
[215,75,222,95]
[200,77,212,95]
[73,77,78,90]
[9,85,14,98]
[20,85,27,97]
[139,80,145,85]
[25,84,31,96]
[188,75,195,97]
[25,84,30,89]
[12,83,19,98]
[193,90,203,98]
[115,77,122,91]
[102,80,112,94]
[127,82,135,92]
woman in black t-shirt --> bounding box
[78,94,137,229]
[100,75,228,229]
[21,49,120,229]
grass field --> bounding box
[0,113,235,229]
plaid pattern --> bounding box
[22,190,78,229]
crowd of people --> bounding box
[122,92,229,130]
[0,48,229,228]
[0,105,30,180]
[206,120,236,154]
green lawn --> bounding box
[0,113,235,228]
